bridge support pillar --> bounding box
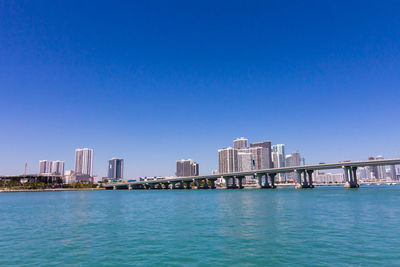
[209,179,216,189]
[195,179,201,189]
[351,167,359,188]
[237,176,244,189]
[177,182,184,189]
[170,182,176,189]
[344,166,359,188]
[113,185,116,190]
[344,166,350,187]
[257,175,263,188]
[231,176,238,189]
[295,170,308,189]
[306,170,314,188]
[128,184,132,190]
[261,174,271,188]
[268,173,277,188]
[295,170,302,189]
[302,170,309,188]
[203,179,209,189]
[184,181,192,189]
[223,177,229,189]
[224,176,236,189]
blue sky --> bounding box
[1,0,400,177]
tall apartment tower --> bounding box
[39,160,52,174]
[272,144,286,181]
[240,147,269,170]
[108,158,124,179]
[285,151,301,168]
[75,148,94,176]
[52,161,65,175]
[285,151,301,181]
[218,147,238,174]
[237,152,252,172]
[176,159,199,177]
[250,141,272,168]
[233,137,248,150]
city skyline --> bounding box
[1,1,400,177]
[3,141,400,179]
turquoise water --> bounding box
[1,186,400,266]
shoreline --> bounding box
[0,188,105,193]
[2,183,398,193]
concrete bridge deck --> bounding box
[105,158,400,190]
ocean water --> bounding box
[1,186,400,266]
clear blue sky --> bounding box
[1,0,400,177]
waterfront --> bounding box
[1,186,400,266]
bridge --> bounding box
[104,158,400,190]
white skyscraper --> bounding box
[233,137,248,150]
[176,159,198,177]
[52,161,65,175]
[39,160,52,174]
[218,147,238,174]
[272,144,286,181]
[238,152,252,172]
[240,147,268,170]
[272,151,284,168]
[250,141,272,168]
[285,151,302,181]
[75,148,94,176]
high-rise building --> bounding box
[272,151,284,168]
[75,148,94,176]
[39,160,52,174]
[250,141,272,168]
[272,144,286,163]
[272,144,286,181]
[233,137,248,150]
[176,159,199,177]
[240,146,269,170]
[285,151,302,181]
[285,151,301,167]
[285,154,293,167]
[108,158,124,179]
[218,147,238,174]
[357,167,367,181]
[52,160,65,175]
[238,152,252,172]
